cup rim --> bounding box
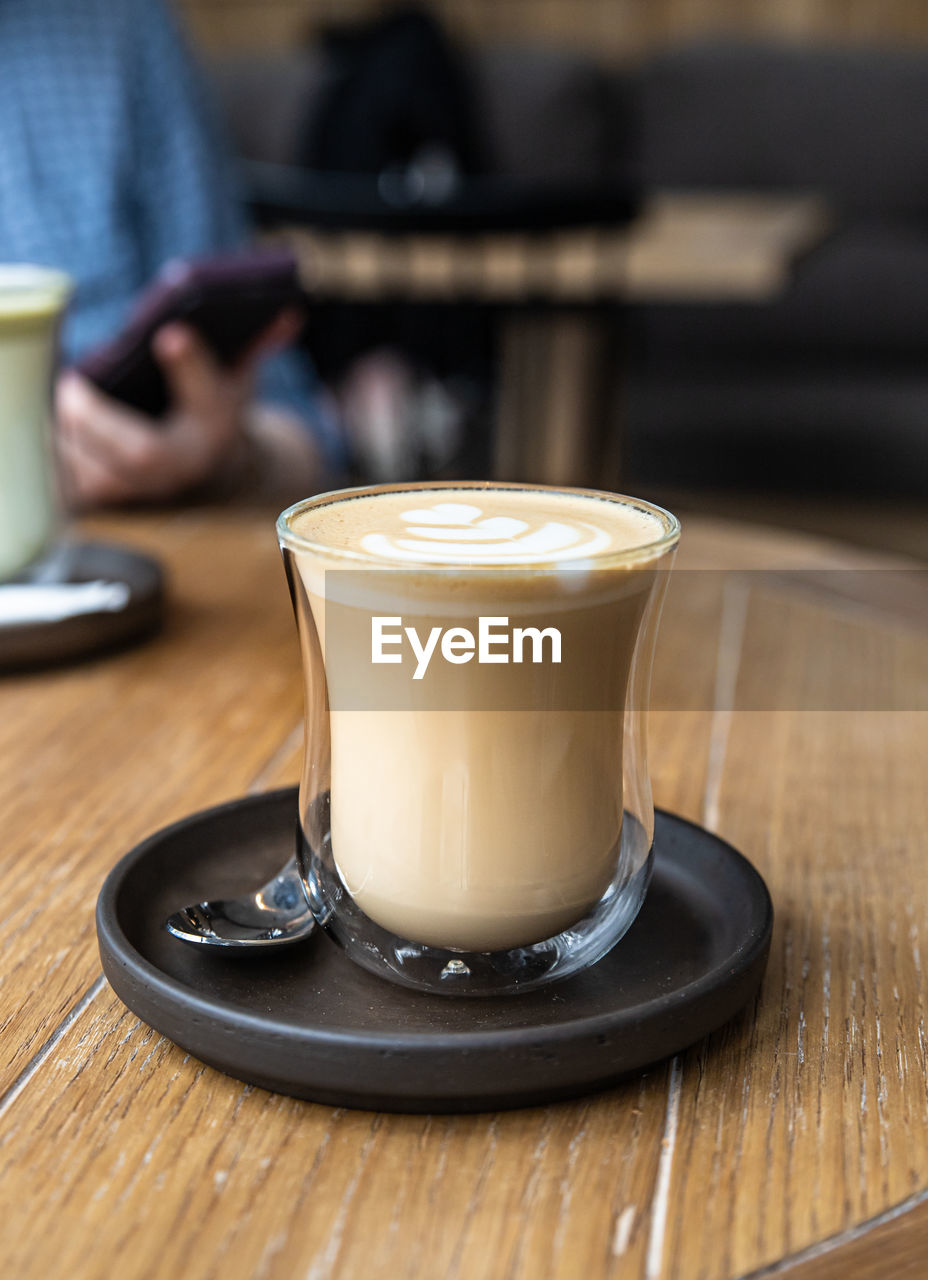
[277,480,681,569]
[0,263,73,310]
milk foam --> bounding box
[289,487,667,568]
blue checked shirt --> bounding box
[0,0,341,467]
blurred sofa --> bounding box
[625,43,928,495]
[208,40,928,495]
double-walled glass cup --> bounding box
[278,482,680,995]
[0,265,72,582]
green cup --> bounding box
[0,264,73,582]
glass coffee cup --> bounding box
[0,265,72,582]
[278,482,680,995]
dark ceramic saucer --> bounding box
[96,787,772,1113]
[0,541,164,672]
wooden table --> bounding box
[2,504,926,1280]
[277,193,829,305]
[272,192,830,487]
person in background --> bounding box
[0,0,342,506]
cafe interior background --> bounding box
[178,0,927,554]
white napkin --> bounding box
[0,579,131,625]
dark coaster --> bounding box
[0,541,164,672]
[96,787,773,1113]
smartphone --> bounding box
[75,249,305,418]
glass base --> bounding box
[297,808,653,996]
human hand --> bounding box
[57,310,300,506]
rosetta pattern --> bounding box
[359,501,616,565]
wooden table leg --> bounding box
[492,310,620,489]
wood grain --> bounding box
[0,508,302,1094]
[1,507,926,1279]
[753,1191,928,1278]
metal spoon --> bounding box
[164,855,315,948]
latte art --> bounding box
[360,501,614,564]
[287,485,668,569]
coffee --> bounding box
[285,486,675,953]
[0,267,71,581]
[293,487,662,563]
